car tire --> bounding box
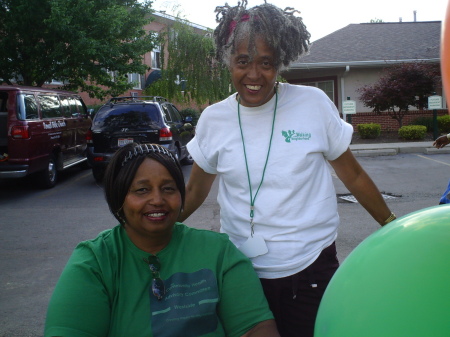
[38,154,58,189]
[92,167,105,184]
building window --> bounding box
[151,32,161,69]
[304,80,335,102]
[128,73,141,89]
[151,49,161,69]
[107,70,118,82]
[46,79,64,85]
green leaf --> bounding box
[143,17,232,105]
[0,0,155,99]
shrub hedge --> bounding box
[437,115,450,133]
[357,123,381,139]
[398,125,427,140]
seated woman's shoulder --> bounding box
[176,223,229,243]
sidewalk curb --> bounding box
[351,148,398,157]
[349,142,450,157]
[425,148,450,155]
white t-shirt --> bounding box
[188,83,353,278]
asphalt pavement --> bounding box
[1,139,449,337]
[349,140,450,156]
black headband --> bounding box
[122,144,176,166]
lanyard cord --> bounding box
[237,91,278,236]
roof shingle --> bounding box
[297,21,441,64]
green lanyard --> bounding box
[237,92,278,236]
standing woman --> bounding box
[180,1,396,336]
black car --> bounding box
[86,96,195,182]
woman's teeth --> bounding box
[246,85,261,90]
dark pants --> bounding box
[260,242,339,337]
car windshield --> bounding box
[93,104,160,129]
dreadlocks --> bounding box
[214,0,311,71]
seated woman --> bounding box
[44,143,279,337]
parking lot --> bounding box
[1,152,449,337]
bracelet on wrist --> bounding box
[382,212,397,226]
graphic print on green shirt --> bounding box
[150,269,219,336]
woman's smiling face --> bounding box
[230,35,278,107]
[122,157,182,248]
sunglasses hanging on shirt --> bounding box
[143,255,165,301]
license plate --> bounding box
[118,138,134,147]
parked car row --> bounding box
[0,86,91,188]
[86,96,195,183]
[0,86,195,188]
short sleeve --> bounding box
[187,135,218,174]
[44,243,111,337]
[217,241,274,337]
[186,105,222,174]
[323,98,353,161]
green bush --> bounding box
[398,125,427,140]
[410,116,434,132]
[180,108,200,126]
[437,115,450,133]
[357,123,381,139]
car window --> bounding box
[0,93,7,140]
[168,104,182,123]
[17,94,39,120]
[162,105,171,122]
[38,95,63,118]
[0,92,7,113]
[74,98,87,116]
[69,98,79,116]
[93,104,161,128]
[61,96,83,117]
[60,96,72,117]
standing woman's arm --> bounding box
[329,148,394,226]
[178,162,217,222]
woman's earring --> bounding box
[116,211,126,225]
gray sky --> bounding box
[153,0,448,41]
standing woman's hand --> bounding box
[433,134,450,149]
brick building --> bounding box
[282,20,447,131]
[77,11,211,107]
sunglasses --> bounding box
[143,255,165,301]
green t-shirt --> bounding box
[45,224,273,337]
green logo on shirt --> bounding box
[282,130,311,143]
[151,269,219,336]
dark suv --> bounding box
[86,96,195,182]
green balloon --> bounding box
[315,205,450,337]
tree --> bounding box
[0,0,156,99]
[357,62,440,127]
[144,18,232,106]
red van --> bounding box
[0,86,92,188]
